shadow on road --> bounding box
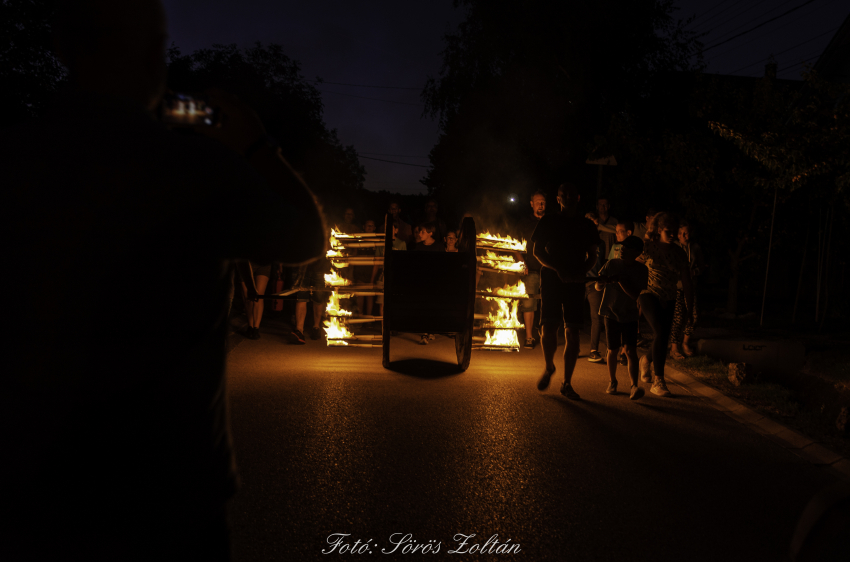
[385,358,465,379]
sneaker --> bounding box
[524,337,535,350]
[619,353,628,366]
[606,380,618,395]
[252,327,261,340]
[537,367,555,391]
[588,350,603,363]
[651,378,672,397]
[639,355,652,383]
[419,335,429,345]
[560,381,581,400]
[630,385,645,401]
[308,326,321,340]
[291,329,306,344]
[428,333,436,341]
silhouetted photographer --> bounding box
[0,1,325,560]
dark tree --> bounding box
[420,0,701,215]
[167,43,365,208]
[0,0,66,128]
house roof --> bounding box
[813,12,850,83]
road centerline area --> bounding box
[226,332,840,561]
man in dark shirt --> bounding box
[0,1,324,559]
[516,189,547,348]
[532,183,601,400]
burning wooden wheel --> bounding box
[382,216,478,371]
[311,215,529,370]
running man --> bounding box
[533,183,601,400]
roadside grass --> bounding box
[802,349,850,386]
[671,355,799,418]
[670,354,850,459]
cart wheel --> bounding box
[455,215,476,372]
[382,322,391,369]
[382,212,393,369]
[455,327,472,372]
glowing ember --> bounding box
[324,270,351,287]
[477,231,526,252]
[331,228,352,239]
[324,316,353,340]
[326,291,352,317]
[484,296,524,329]
[484,329,520,348]
[328,340,349,347]
[478,250,525,273]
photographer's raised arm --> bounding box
[200,89,326,266]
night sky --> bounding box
[162,0,849,196]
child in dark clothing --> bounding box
[595,236,649,400]
[413,222,445,252]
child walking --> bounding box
[594,236,649,400]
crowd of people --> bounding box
[235,183,706,403]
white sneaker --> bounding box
[651,378,672,397]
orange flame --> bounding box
[329,228,353,250]
[328,340,349,346]
[478,250,525,273]
[324,270,351,287]
[484,296,524,329]
[326,248,348,268]
[490,279,528,298]
[484,329,520,348]
[326,291,352,317]
[324,316,353,340]
[477,231,526,252]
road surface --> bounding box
[225,324,838,561]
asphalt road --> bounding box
[225,324,838,561]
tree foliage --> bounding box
[167,43,365,208]
[420,0,702,214]
[0,0,66,128]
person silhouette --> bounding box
[0,1,325,560]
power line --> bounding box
[706,0,840,63]
[705,0,800,43]
[359,156,430,168]
[703,0,818,53]
[688,0,738,28]
[691,0,750,32]
[694,0,775,34]
[777,54,821,77]
[727,26,839,74]
[318,89,425,107]
[359,152,429,159]
[310,80,421,91]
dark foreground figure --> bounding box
[0,1,323,560]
